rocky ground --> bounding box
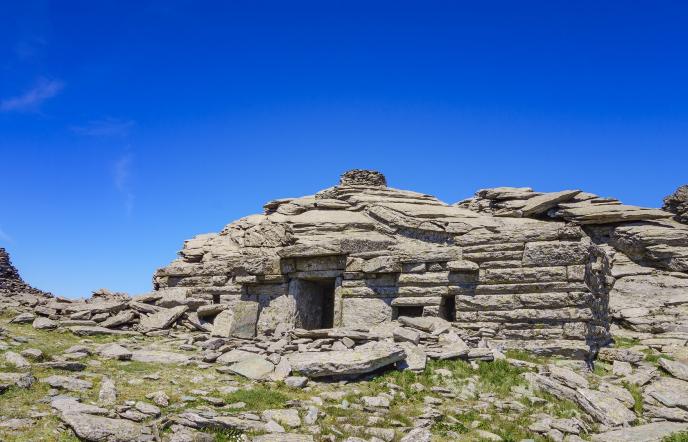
[3,308,688,442]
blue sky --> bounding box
[1,1,687,298]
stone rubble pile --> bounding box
[3,171,688,441]
[664,184,688,225]
[0,247,53,312]
[3,171,688,362]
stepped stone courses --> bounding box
[2,172,688,441]
[4,171,686,361]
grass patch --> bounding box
[504,350,550,365]
[476,359,525,396]
[623,381,644,416]
[644,351,674,365]
[209,429,245,442]
[664,432,688,442]
[614,336,641,349]
[221,386,289,411]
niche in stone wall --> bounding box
[291,278,336,329]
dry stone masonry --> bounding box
[2,173,688,442]
[3,173,686,361]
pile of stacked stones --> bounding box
[0,247,53,312]
[3,173,688,361]
[3,175,688,442]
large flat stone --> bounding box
[138,305,188,333]
[60,412,153,442]
[227,355,275,380]
[130,350,191,364]
[288,341,406,378]
[591,422,688,442]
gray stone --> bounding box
[591,422,688,442]
[138,305,188,332]
[252,434,314,442]
[99,376,117,405]
[645,377,688,409]
[32,316,57,330]
[284,376,309,388]
[41,375,93,392]
[130,350,191,364]
[96,343,132,360]
[4,351,30,369]
[211,301,259,338]
[227,355,275,380]
[262,409,301,428]
[399,428,432,442]
[574,388,636,427]
[101,310,137,328]
[397,342,427,371]
[288,341,406,378]
[60,412,153,441]
[51,396,108,415]
[393,327,420,345]
[660,358,688,381]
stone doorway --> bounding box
[291,278,336,329]
[393,305,424,319]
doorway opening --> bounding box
[441,296,456,321]
[393,305,424,319]
[293,278,336,329]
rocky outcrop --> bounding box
[664,184,688,224]
[0,247,52,312]
[6,171,688,365]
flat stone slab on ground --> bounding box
[130,350,191,364]
[288,341,405,378]
[590,422,688,442]
[60,412,154,442]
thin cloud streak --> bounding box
[113,153,135,216]
[71,118,135,137]
[0,77,64,112]
[0,227,13,243]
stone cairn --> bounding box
[1,171,686,363]
[3,173,688,441]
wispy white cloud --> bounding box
[113,153,135,216]
[13,36,47,61]
[71,117,135,137]
[0,77,64,112]
[0,226,13,243]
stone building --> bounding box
[151,170,688,357]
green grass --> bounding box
[505,349,551,365]
[475,359,525,396]
[623,381,644,416]
[210,429,245,442]
[221,386,290,411]
[664,432,688,442]
[613,336,641,349]
[644,351,674,365]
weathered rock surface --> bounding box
[60,412,154,442]
[591,422,688,442]
[288,341,405,378]
[664,184,688,224]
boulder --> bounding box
[32,316,57,330]
[227,355,275,380]
[644,377,688,409]
[96,343,132,361]
[663,184,688,224]
[288,341,406,378]
[138,305,188,333]
[591,422,688,442]
[60,412,154,442]
[130,350,191,364]
[41,375,92,392]
[211,301,259,339]
[659,358,688,381]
